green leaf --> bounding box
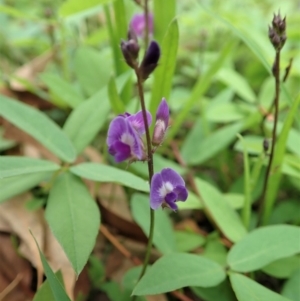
[236,134,251,230]
[131,193,176,254]
[130,153,186,178]
[31,232,71,301]
[195,178,247,243]
[59,0,112,17]
[104,3,127,76]
[192,279,237,301]
[0,157,60,179]
[132,253,226,296]
[262,255,300,279]
[206,102,245,123]
[202,237,228,266]
[230,273,290,301]
[88,255,105,287]
[216,69,256,103]
[33,272,64,301]
[177,190,203,210]
[74,46,111,96]
[175,231,205,252]
[166,39,235,145]
[45,172,100,275]
[227,225,300,272]
[199,5,270,72]
[0,172,52,203]
[270,200,300,225]
[281,268,300,301]
[70,163,149,192]
[150,19,179,117]
[40,73,84,109]
[183,122,243,165]
[262,94,300,224]
[100,282,129,301]
[0,95,76,163]
[153,0,176,44]
[63,87,109,154]
[123,266,142,288]
[108,76,126,114]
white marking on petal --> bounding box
[158,181,173,198]
[121,133,134,147]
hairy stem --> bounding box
[259,50,280,224]
[134,64,155,283]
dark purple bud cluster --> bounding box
[268,13,286,51]
[121,29,140,69]
[120,24,160,81]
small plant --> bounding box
[0,1,299,301]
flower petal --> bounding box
[165,191,177,203]
[127,123,144,160]
[165,198,178,211]
[107,116,127,147]
[127,110,152,135]
[130,13,153,37]
[150,172,164,209]
[161,168,185,188]
[111,141,131,162]
[174,185,188,202]
[156,98,169,126]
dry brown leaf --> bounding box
[10,51,55,91]
[0,193,44,289]
[0,234,33,301]
[0,194,78,300]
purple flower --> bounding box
[150,168,188,210]
[130,13,153,38]
[120,110,152,136]
[107,110,152,163]
[152,98,169,146]
[106,117,144,162]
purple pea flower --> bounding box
[150,168,188,210]
[130,13,153,38]
[107,116,144,163]
[107,110,152,163]
[152,98,169,146]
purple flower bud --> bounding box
[152,98,169,146]
[269,13,287,51]
[139,41,160,80]
[121,39,140,68]
[150,168,188,211]
[130,13,153,38]
[106,116,145,162]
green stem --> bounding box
[133,64,155,282]
[237,134,251,229]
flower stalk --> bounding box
[133,62,155,281]
[259,13,286,225]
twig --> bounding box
[0,274,23,300]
